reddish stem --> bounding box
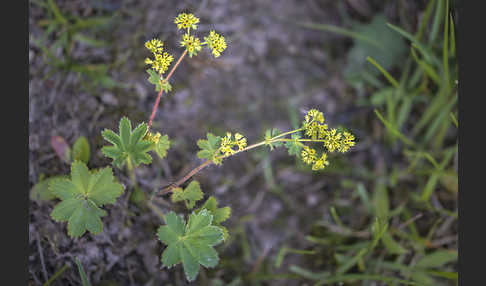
[147,50,188,130]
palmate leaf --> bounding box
[196,196,231,241]
[284,133,305,157]
[197,133,222,164]
[147,69,172,93]
[101,117,154,169]
[49,161,124,237]
[157,210,224,282]
[154,134,171,159]
[171,181,204,209]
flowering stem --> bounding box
[147,50,188,131]
[158,128,304,195]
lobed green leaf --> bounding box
[101,117,154,169]
[157,209,224,282]
[49,161,124,238]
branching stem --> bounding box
[158,128,308,195]
[147,50,188,130]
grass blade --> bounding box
[75,258,92,286]
[374,109,414,146]
[366,57,399,88]
[42,265,69,286]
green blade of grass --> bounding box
[294,22,384,49]
[275,246,316,268]
[386,23,439,67]
[75,258,91,286]
[423,95,457,143]
[442,0,450,90]
[429,0,444,44]
[366,57,399,88]
[42,265,69,286]
[449,13,456,57]
[314,274,422,286]
[411,46,441,85]
[450,112,458,128]
[47,0,68,26]
[416,0,436,41]
[374,109,414,146]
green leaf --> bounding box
[344,14,407,84]
[147,69,166,92]
[284,133,304,157]
[157,210,224,281]
[374,182,389,220]
[381,232,407,255]
[101,117,153,169]
[171,181,204,209]
[197,133,222,164]
[30,175,68,202]
[415,250,458,269]
[155,134,171,159]
[49,161,124,237]
[196,196,231,241]
[72,136,90,164]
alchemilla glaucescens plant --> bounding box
[48,12,356,281]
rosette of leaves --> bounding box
[157,210,224,281]
[101,117,154,169]
[50,161,124,237]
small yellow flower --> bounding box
[324,129,342,152]
[174,13,200,31]
[220,133,235,156]
[204,30,227,58]
[219,132,247,156]
[338,131,355,153]
[312,153,329,170]
[146,51,174,75]
[301,146,316,165]
[145,132,161,144]
[180,34,202,57]
[234,133,247,150]
[304,109,327,139]
[306,109,325,124]
[145,39,164,54]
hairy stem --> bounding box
[158,128,305,195]
[147,50,188,130]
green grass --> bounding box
[246,0,458,285]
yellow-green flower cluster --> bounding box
[145,39,174,75]
[303,109,328,139]
[312,153,329,171]
[204,30,227,58]
[301,146,329,171]
[323,129,342,152]
[180,34,202,58]
[174,12,228,58]
[219,132,247,156]
[174,13,200,31]
[145,131,161,144]
[301,146,316,165]
[338,131,355,153]
[298,108,356,170]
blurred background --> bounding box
[29,0,458,285]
